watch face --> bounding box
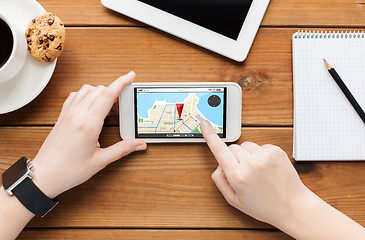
[1,157,29,190]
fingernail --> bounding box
[127,71,135,76]
[201,120,209,126]
[136,144,146,151]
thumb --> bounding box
[99,139,147,165]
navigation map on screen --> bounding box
[135,87,226,138]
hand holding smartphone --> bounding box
[119,82,242,143]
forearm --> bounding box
[0,186,34,240]
[278,188,365,240]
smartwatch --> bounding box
[1,157,58,217]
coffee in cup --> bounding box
[0,18,13,69]
[0,13,27,83]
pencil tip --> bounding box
[323,59,332,70]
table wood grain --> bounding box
[0,0,364,239]
[1,127,364,230]
[37,0,365,27]
[18,229,294,240]
[0,27,294,126]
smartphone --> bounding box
[119,82,242,143]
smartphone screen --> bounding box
[134,87,226,138]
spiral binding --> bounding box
[293,30,365,39]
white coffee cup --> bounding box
[0,12,27,83]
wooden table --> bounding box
[1,0,365,239]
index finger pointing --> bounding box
[201,120,238,172]
[90,71,135,117]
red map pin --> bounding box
[176,103,184,119]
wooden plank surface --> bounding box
[2,1,365,239]
[1,127,364,228]
[0,27,294,126]
[18,229,293,240]
[37,0,365,27]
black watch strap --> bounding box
[12,177,58,217]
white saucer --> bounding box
[0,0,56,114]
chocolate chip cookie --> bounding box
[25,12,65,62]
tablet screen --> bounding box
[137,0,253,40]
[134,87,226,138]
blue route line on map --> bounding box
[155,105,167,133]
[174,119,196,132]
[139,104,180,133]
[183,123,193,131]
[191,124,200,133]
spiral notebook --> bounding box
[292,30,365,161]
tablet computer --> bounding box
[101,0,270,62]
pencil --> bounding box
[323,59,365,124]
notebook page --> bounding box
[293,32,365,160]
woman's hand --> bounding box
[200,120,308,227]
[31,72,147,199]
[201,120,365,240]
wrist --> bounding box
[0,186,35,218]
[30,158,59,199]
[275,185,324,239]
[274,184,365,240]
